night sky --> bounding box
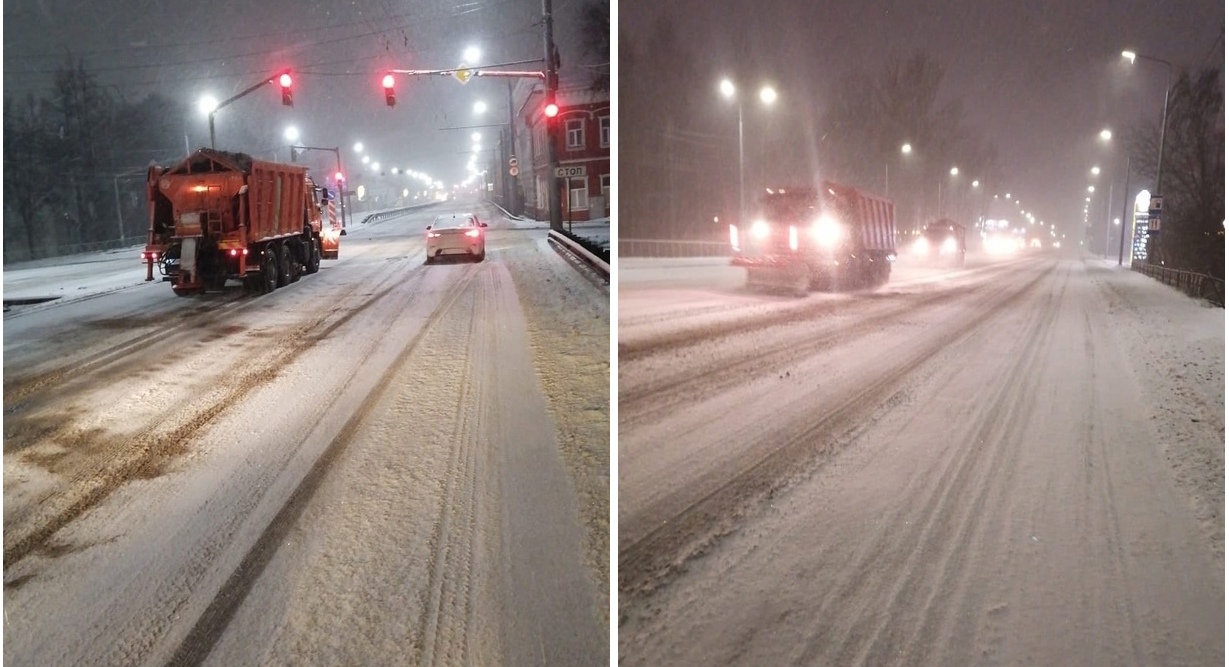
[620,0,1224,240]
[3,0,597,187]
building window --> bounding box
[566,119,584,150]
[600,173,610,199]
[568,177,588,210]
[599,115,610,148]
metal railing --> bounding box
[619,238,731,258]
[1131,260,1225,307]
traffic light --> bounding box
[335,171,345,183]
[382,73,396,107]
[544,95,559,119]
[279,72,293,106]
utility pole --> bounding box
[507,78,522,216]
[543,0,562,231]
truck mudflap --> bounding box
[320,227,341,260]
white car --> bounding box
[425,213,487,263]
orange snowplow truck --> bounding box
[142,148,342,296]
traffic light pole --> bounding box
[208,70,289,149]
[543,0,562,231]
[287,145,348,230]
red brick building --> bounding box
[500,77,609,222]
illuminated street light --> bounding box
[1100,129,1113,141]
[471,132,481,142]
[950,166,959,176]
[719,77,778,224]
[198,95,219,116]
[284,126,300,142]
[901,143,912,154]
[1088,185,1095,193]
[473,101,488,114]
[361,155,370,164]
[1091,166,1101,176]
[463,46,481,65]
[372,162,380,172]
[971,179,979,187]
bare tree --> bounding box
[1130,68,1224,274]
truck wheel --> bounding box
[276,245,292,287]
[304,240,321,274]
[288,243,303,283]
[259,250,278,293]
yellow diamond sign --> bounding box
[453,67,475,84]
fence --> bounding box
[618,238,731,258]
[1131,260,1225,308]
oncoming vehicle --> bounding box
[425,212,488,263]
[910,219,966,267]
[730,181,896,294]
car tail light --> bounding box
[465,229,480,238]
[427,232,440,238]
[229,248,238,256]
[141,252,159,261]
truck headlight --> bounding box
[941,237,957,254]
[810,214,844,247]
[913,237,929,254]
[751,219,770,240]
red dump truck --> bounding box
[142,148,342,296]
[731,181,896,294]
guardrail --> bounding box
[1131,260,1225,307]
[619,238,731,258]
[549,230,609,279]
[358,201,441,226]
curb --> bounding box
[548,229,610,279]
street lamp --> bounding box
[718,77,776,225]
[1100,128,1112,141]
[1090,166,1101,176]
[284,126,300,142]
[901,143,912,154]
[463,46,481,65]
[198,95,219,116]
[354,142,364,153]
[473,100,488,115]
[1121,49,1173,197]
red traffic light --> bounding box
[544,101,559,118]
[381,73,396,107]
[335,171,345,182]
[279,72,293,106]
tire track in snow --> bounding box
[419,267,489,666]
[619,284,980,428]
[618,258,1035,363]
[810,264,1065,665]
[618,262,1056,596]
[3,257,436,570]
[163,263,480,667]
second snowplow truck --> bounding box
[731,181,896,294]
[142,148,342,296]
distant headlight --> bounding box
[751,219,770,240]
[941,237,958,254]
[913,237,929,254]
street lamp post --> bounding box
[1122,50,1174,196]
[1118,154,1132,265]
[720,78,775,226]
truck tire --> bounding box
[276,244,292,288]
[288,241,303,283]
[304,240,321,274]
[259,249,278,294]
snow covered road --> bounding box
[617,255,1223,665]
[3,199,609,666]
